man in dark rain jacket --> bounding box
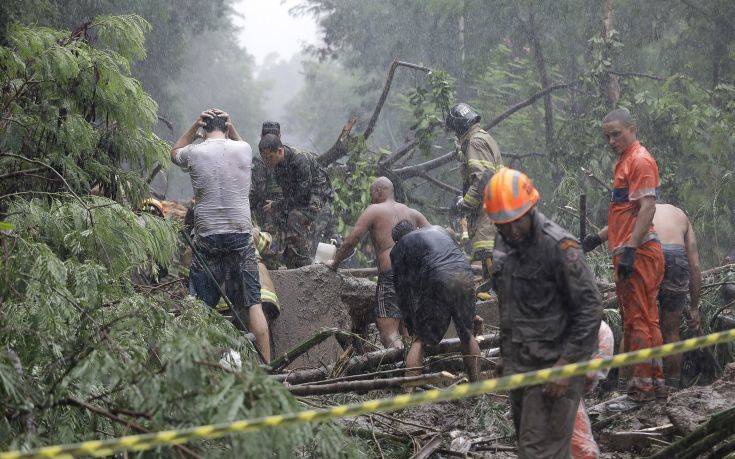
[390,221,482,382]
[485,167,602,459]
[258,133,334,268]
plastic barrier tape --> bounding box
[3,328,735,458]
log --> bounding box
[411,435,442,459]
[292,365,416,387]
[274,333,500,385]
[648,406,735,459]
[288,371,455,396]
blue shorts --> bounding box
[189,233,261,316]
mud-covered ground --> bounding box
[294,363,735,458]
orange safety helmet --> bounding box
[483,167,540,224]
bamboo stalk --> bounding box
[288,371,455,396]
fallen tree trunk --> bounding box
[648,406,735,459]
[288,371,455,396]
[274,333,500,385]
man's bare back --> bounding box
[653,203,689,245]
[365,201,429,272]
[329,176,429,272]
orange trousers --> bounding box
[614,241,665,400]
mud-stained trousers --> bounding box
[510,376,585,459]
[614,240,665,400]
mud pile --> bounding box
[269,264,375,369]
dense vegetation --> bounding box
[0,15,355,457]
[1,1,733,457]
[291,0,735,267]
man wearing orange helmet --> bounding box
[485,167,602,458]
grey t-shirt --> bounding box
[173,138,253,237]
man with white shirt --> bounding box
[171,109,270,362]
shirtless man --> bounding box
[326,177,430,348]
[584,203,702,388]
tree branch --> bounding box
[485,83,574,131]
[0,152,87,209]
[316,116,357,167]
[609,70,666,81]
[378,136,419,168]
[62,396,201,458]
[0,167,45,180]
[363,59,433,141]
[392,151,458,178]
[415,171,461,194]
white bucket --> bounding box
[314,242,337,264]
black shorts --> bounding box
[374,270,402,319]
[189,233,261,313]
[658,244,689,313]
[403,270,476,345]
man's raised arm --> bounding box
[171,112,207,163]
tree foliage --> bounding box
[293,0,735,266]
[0,17,356,457]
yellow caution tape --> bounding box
[3,328,735,459]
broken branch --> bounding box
[416,171,461,194]
[288,371,455,396]
[364,59,433,141]
[485,82,574,131]
[378,136,419,168]
[317,115,358,166]
[393,151,458,178]
[273,333,499,385]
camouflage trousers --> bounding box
[274,197,334,269]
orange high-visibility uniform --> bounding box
[608,140,665,399]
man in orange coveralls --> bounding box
[595,108,665,407]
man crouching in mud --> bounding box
[390,220,482,382]
[326,177,430,349]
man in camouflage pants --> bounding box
[258,133,334,268]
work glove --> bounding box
[582,233,603,253]
[617,246,636,280]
